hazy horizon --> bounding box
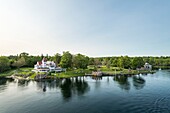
[1,52,169,58]
[0,0,170,57]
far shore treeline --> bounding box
[0,51,170,73]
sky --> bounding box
[0,0,170,57]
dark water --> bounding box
[0,70,170,113]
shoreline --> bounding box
[1,70,156,80]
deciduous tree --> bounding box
[60,51,72,68]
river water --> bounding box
[0,70,170,113]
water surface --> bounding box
[0,70,170,113]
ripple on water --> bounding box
[147,95,170,113]
[119,99,150,113]
[1,71,170,113]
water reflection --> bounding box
[60,77,90,100]
[0,78,14,85]
[91,76,102,80]
[36,79,62,92]
[133,75,145,90]
[17,80,30,87]
[60,78,72,100]
[0,79,7,86]
[35,77,90,100]
[91,76,102,89]
[74,77,89,96]
[1,71,170,113]
[43,83,46,92]
[0,78,14,93]
[113,75,130,91]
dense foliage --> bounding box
[0,52,170,73]
[0,56,10,72]
[60,51,73,68]
[73,54,89,69]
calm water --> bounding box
[1,70,170,113]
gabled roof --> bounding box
[37,61,42,65]
[42,57,47,62]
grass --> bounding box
[0,69,16,77]
[0,67,35,78]
[88,66,156,75]
[50,69,92,78]
[0,66,156,79]
[29,73,37,79]
[50,66,155,78]
[102,69,155,75]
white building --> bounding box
[33,58,63,72]
[144,63,152,70]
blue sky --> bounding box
[0,0,169,57]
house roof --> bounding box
[37,61,42,65]
[42,57,47,62]
[145,63,149,65]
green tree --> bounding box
[19,52,30,67]
[94,58,102,66]
[132,57,144,69]
[19,52,29,58]
[106,60,111,68]
[53,53,61,66]
[110,57,118,67]
[118,56,131,69]
[0,56,10,72]
[60,51,73,68]
[123,56,131,69]
[26,56,42,67]
[102,58,108,65]
[41,54,44,59]
[12,57,26,68]
[73,54,89,69]
[148,57,155,65]
[102,57,111,68]
[89,58,95,65]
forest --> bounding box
[0,51,170,73]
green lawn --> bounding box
[0,69,16,77]
[0,66,156,79]
[0,67,35,78]
[88,65,155,75]
[50,69,92,78]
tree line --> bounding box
[0,51,170,73]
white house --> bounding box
[33,58,63,72]
[144,63,152,70]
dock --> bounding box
[85,71,103,76]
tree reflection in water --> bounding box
[113,75,130,91]
[60,78,72,100]
[74,77,89,96]
[133,75,145,90]
[0,78,14,85]
[91,76,102,89]
[0,78,14,93]
[0,78,8,86]
[35,77,90,100]
[36,79,62,92]
[60,77,90,100]
[17,80,30,87]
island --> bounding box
[0,52,167,80]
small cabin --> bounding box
[144,63,152,70]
